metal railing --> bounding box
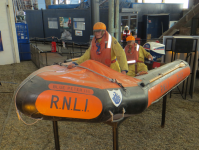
[30,37,163,68]
[30,43,47,68]
[30,41,89,69]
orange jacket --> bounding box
[124,44,140,64]
[90,31,112,67]
[122,30,131,40]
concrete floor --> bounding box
[0,43,199,149]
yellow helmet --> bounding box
[126,36,135,42]
[93,22,106,31]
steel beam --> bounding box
[115,0,119,40]
[108,0,114,36]
[91,0,100,30]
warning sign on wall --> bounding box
[75,30,83,36]
[48,18,58,29]
[74,22,85,30]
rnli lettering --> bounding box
[84,99,88,112]
[160,82,169,93]
[50,95,59,109]
[50,95,88,112]
[62,97,71,110]
[49,84,94,95]
[36,90,102,119]
[73,98,81,111]
[177,72,184,82]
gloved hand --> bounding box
[67,63,75,69]
[136,71,148,76]
[148,55,153,61]
[121,71,126,75]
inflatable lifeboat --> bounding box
[15,59,190,123]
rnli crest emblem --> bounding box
[107,89,122,107]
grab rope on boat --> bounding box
[62,64,127,91]
[14,69,64,125]
[59,62,126,91]
[114,79,126,92]
[149,62,186,83]
[76,65,114,82]
[140,62,186,87]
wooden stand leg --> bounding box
[161,95,167,128]
[112,123,118,150]
[53,121,60,150]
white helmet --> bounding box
[124,26,129,30]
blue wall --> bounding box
[130,3,183,39]
[25,8,92,43]
[130,3,183,22]
[26,3,183,42]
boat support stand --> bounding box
[52,94,167,150]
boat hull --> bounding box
[15,59,190,123]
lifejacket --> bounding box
[90,31,115,67]
[124,44,143,65]
[122,30,131,40]
[125,44,144,75]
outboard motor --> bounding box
[143,42,165,69]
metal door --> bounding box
[119,13,138,41]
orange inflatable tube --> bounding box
[15,59,190,123]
